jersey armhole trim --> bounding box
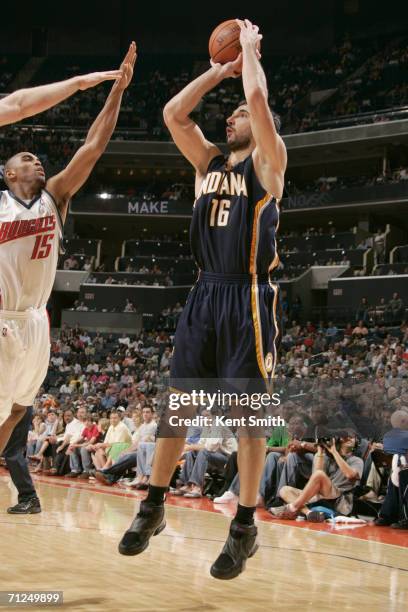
[251,151,283,201]
[43,188,65,234]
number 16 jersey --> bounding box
[0,189,63,311]
[190,153,280,275]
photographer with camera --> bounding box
[269,432,363,522]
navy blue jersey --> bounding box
[190,153,280,275]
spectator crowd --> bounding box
[13,315,407,529]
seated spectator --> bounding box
[385,292,405,324]
[172,414,237,499]
[91,411,132,470]
[129,406,158,488]
[352,320,368,336]
[59,381,72,395]
[355,297,370,324]
[85,417,110,459]
[100,389,116,411]
[210,451,239,502]
[29,410,60,473]
[214,413,308,506]
[270,433,363,521]
[51,409,87,477]
[95,407,156,486]
[63,407,89,477]
[118,333,131,346]
[26,415,45,457]
[83,257,92,272]
[124,299,137,312]
[121,407,138,433]
[63,255,77,270]
[373,230,386,264]
[374,410,408,529]
[66,415,100,479]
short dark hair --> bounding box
[2,156,14,188]
[237,99,281,133]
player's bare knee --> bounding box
[10,404,27,421]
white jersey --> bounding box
[0,189,63,311]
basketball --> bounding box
[209,19,242,64]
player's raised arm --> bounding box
[238,19,287,199]
[0,68,123,128]
[163,59,241,176]
[46,42,137,221]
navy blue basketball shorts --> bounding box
[170,271,281,396]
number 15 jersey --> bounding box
[0,189,63,311]
[190,153,280,275]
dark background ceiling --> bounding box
[0,0,407,56]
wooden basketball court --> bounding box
[1,470,407,611]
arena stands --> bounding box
[312,39,408,131]
[53,218,407,320]
[1,34,407,142]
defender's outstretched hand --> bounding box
[77,70,124,90]
[115,41,137,91]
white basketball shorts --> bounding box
[0,306,50,425]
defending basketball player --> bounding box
[118,21,287,579]
[0,42,137,455]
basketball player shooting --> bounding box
[118,21,287,580]
[0,42,137,455]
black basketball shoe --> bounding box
[210,520,259,580]
[7,497,41,514]
[391,519,408,530]
[118,500,166,556]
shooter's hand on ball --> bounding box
[237,18,263,52]
[210,53,243,79]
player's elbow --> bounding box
[163,101,187,126]
[163,103,177,126]
[0,93,23,125]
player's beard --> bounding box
[228,134,252,152]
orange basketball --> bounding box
[209,19,242,64]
